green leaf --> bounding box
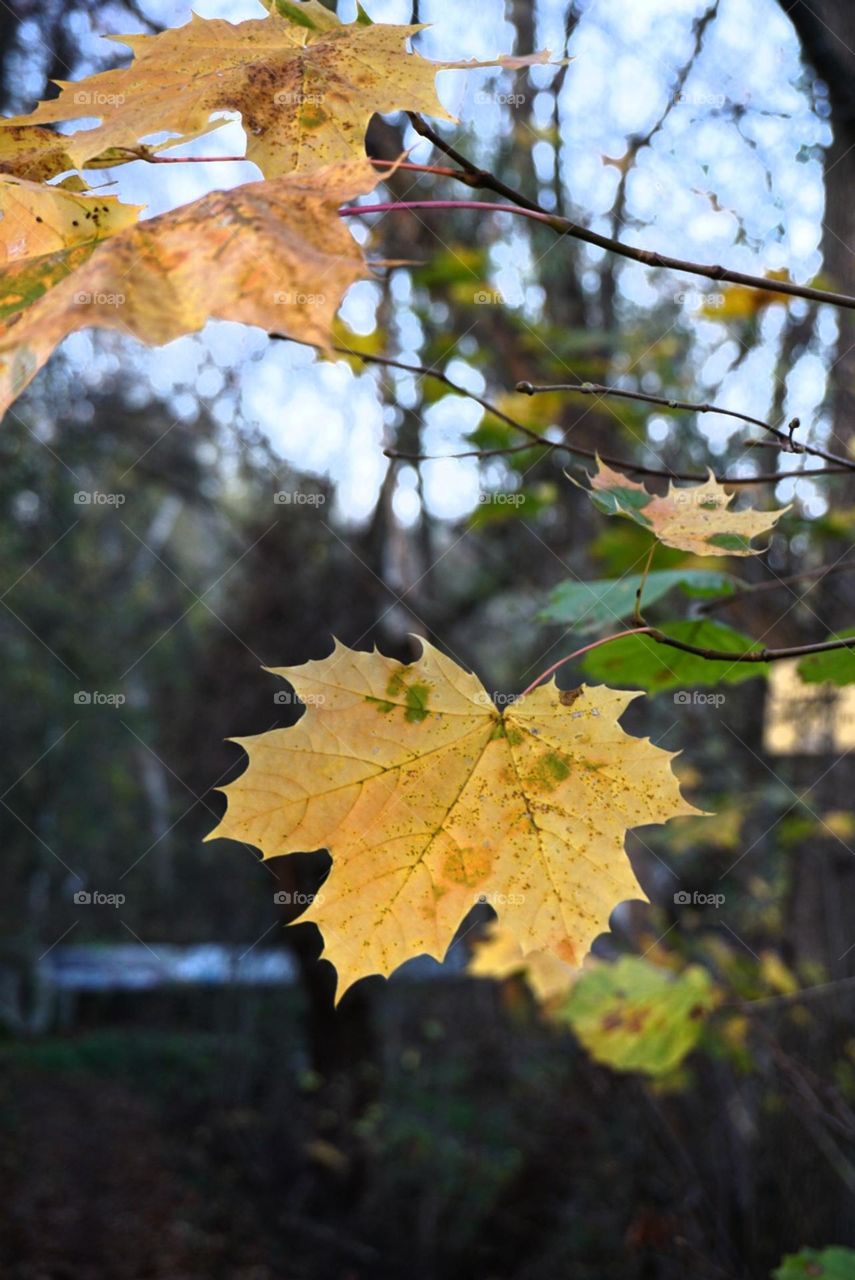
[555,956,716,1077]
[797,629,855,686]
[581,620,766,692]
[774,1247,855,1280]
[539,569,739,633]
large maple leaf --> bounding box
[0,157,377,417]
[571,458,789,556]
[207,639,700,999]
[0,7,556,179]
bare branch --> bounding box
[405,114,855,313]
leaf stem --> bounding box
[634,545,656,624]
[340,198,558,224]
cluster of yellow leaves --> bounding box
[2,3,713,1044]
[0,0,557,416]
[571,458,789,556]
[1,12,455,179]
[207,639,700,1000]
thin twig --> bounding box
[283,339,838,485]
[405,114,855,313]
[515,380,855,474]
[519,629,653,697]
[699,561,855,613]
[648,626,855,663]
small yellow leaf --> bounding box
[0,175,142,266]
[571,458,789,557]
[702,269,792,322]
[0,156,378,417]
[469,924,576,1004]
[207,638,701,1000]
[758,950,799,996]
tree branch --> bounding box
[647,627,855,663]
[286,339,828,484]
[515,378,855,475]
[404,115,855,312]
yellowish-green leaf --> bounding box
[570,458,788,556]
[0,156,377,417]
[1,8,560,178]
[207,638,701,1000]
[555,954,717,1076]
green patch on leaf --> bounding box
[588,487,653,523]
[707,532,750,552]
[403,681,431,723]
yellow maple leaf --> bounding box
[572,458,789,557]
[0,175,141,267]
[0,8,558,179]
[207,639,700,1000]
[0,156,377,418]
[469,924,576,1004]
